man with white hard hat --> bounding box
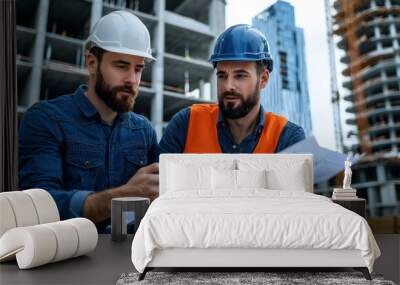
[19,11,159,233]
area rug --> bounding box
[116,271,396,285]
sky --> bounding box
[226,0,343,150]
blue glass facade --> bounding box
[252,0,312,136]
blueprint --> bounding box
[280,136,361,184]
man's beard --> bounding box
[218,87,260,119]
[95,66,138,113]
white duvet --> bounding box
[131,190,380,273]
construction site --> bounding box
[323,0,400,232]
[16,0,225,138]
[14,0,400,231]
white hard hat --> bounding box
[86,10,155,61]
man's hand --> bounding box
[125,163,159,200]
[83,163,159,223]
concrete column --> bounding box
[393,145,399,157]
[199,79,205,99]
[380,170,396,207]
[209,73,217,102]
[394,54,400,94]
[377,163,386,183]
[396,55,400,80]
[381,67,386,80]
[90,0,103,30]
[373,25,381,38]
[88,0,103,70]
[390,136,396,154]
[23,0,49,107]
[209,0,226,40]
[387,108,394,122]
[367,187,377,217]
[359,168,367,182]
[208,0,225,102]
[389,114,396,145]
[151,0,165,139]
[389,22,397,37]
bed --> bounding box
[131,154,381,280]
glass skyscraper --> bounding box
[252,0,312,136]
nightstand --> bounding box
[331,198,367,219]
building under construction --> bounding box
[327,0,400,218]
[16,0,225,138]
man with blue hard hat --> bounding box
[19,11,160,233]
[160,24,305,154]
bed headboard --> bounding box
[159,154,314,195]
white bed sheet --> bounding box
[131,190,380,273]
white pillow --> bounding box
[167,162,211,191]
[208,159,237,171]
[237,159,307,191]
[266,164,306,191]
[211,169,268,190]
[236,169,267,189]
[211,168,236,190]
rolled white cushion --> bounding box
[0,218,98,269]
[23,189,60,223]
[65,218,98,257]
[0,196,17,238]
[1,191,39,227]
[0,226,57,269]
[42,221,79,262]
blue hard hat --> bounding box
[209,24,273,72]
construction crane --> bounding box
[324,0,344,152]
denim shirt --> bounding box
[159,105,305,153]
[19,85,159,229]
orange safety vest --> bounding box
[183,104,288,153]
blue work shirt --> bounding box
[160,105,305,153]
[18,85,159,232]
